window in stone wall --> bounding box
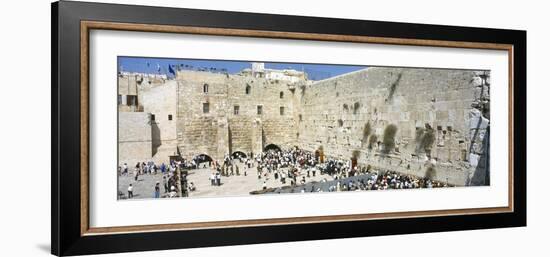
[126,95,138,106]
[257,105,263,115]
[280,91,284,98]
[168,114,173,121]
[203,83,209,93]
[203,103,210,114]
[150,114,155,121]
[280,106,285,115]
[246,84,251,95]
[234,105,240,115]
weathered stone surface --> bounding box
[118,112,152,166]
[118,66,490,186]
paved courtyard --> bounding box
[118,161,333,200]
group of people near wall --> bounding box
[119,160,195,199]
[119,146,450,199]
[279,169,450,194]
[118,161,178,181]
[247,146,450,193]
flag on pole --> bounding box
[168,64,176,76]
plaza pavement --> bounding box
[118,161,333,200]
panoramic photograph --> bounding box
[117,57,491,200]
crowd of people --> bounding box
[274,169,449,194]
[247,146,450,193]
[119,146,450,199]
[119,160,194,199]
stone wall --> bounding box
[118,112,152,166]
[117,66,490,186]
[175,70,300,162]
[297,67,490,186]
[140,81,178,164]
[118,73,168,112]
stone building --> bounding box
[117,64,490,186]
[117,72,174,165]
[118,112,152,167]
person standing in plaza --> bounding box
[163,176,169,193]
[210,172,215,186]
[215,171,221,186]
[257,164,262,179]
[134,166,139,181]
[127,184,133,199]
[154,182,160,198]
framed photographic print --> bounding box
[51,1,526,256]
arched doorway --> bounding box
[231,151,247,159]
[193,154,213,169]
[264,144,282,152]
[315,150,325,163]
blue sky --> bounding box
[118,56,366,81]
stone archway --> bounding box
[231,151,247,159]
[263,144,282,152]
[315,149,325,163]
[193,154,213,169]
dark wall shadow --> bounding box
[228,124,233,154]
[152,122,161,156]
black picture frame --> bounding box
[51,1,526,256]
